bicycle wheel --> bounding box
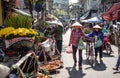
[86,43,90,59]
[89,44,95,66]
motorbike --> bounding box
[103,33,113,55]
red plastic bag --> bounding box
[66,44,73,53]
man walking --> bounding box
[113,22,120,71]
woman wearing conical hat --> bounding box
[69,21,87,69]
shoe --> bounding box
[100,58,103,63]
[95,57,97,61]
[74,62,77,66]
[113,68,118,71]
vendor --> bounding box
[44,27,53,38]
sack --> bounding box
[66,44,73,53]
[95,38,102,48]
[78,38,85,49]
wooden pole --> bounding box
[0,0,3,25]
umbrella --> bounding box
[82,17,103,23]
[103,2,120,21]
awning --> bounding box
[46,20,63,26]
[80,11,90,20]
[103,2,120,21]
[12,8,31,16]
[81,17,103,23]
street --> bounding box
[51,29,120,78]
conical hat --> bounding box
[71,22,82,27]
[93,25,101,29]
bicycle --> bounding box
[86,37,95,66]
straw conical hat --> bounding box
[93,25,101,29]
[71,22,82,27]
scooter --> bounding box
[103,35,113,55]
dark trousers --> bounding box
[116,55,120,68]
[72,45,82,66]
[56,40,62,54]
[95,46,103,59]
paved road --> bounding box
[51,29,120,78]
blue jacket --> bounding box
[88,30,104,42]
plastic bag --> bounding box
[95,38,102,48]
[66,44,73,53]
[78,38,85,49]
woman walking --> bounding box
[69,22,86,69]
[88,25,104,63]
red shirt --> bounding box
[69,29,85,47]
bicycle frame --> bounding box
[86,38,95,66]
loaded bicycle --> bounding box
[86,37,95,66]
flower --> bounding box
[0,27,39,39]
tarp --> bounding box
[80,11,90,20]
[81,17,103,23]
[103,2,120,21]
[12,8,31,16]
[5,37,33,48]
[46,20,63,26]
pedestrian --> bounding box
[99,23,113,53]
[99,23,109,33]
[53,24,63,54]
[69,21,86,69]
[113,22,120,71]
[88,25,104,63]
[44,27,53,38]
[113,55,120,71]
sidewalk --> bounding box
[51,29,120,78]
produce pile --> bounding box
[0,13,39,39]
[37,74,52,78]
[6,13,33,29]
[40,60,63,71]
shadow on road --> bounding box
[93,61,107,71]
[102,52,115,57]
[83,59,107,71]
[113,71,120,74]
[65,65,86,78]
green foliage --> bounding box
[53,8,67,17]
[41,22,49,28]
[35,0,43,4]
[6,14,33,29]
[84,28,92,34]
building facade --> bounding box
[79,0,120,19]
[53,0,69,10]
